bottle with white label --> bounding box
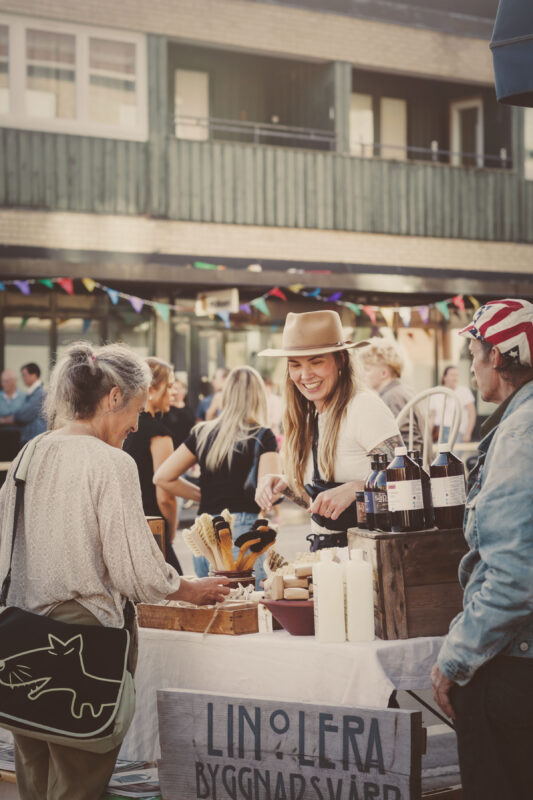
[385,446,425,532]
[430,444,466,529]
[343,550,374,642]
[363,458,380,531]
[312,553,346,643]
[408,449,434,530]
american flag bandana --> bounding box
[458,298,533,367]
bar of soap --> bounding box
[294,564,314,578]
[283,576,308,589]
[268,575,285,600]
[284,588,310,600]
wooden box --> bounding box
[146,516,165,557]
[137,602,259,635]
[348,527,468,640]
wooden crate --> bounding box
[348,527,468,640]
[138,602,258,635]
[146,516,165,557]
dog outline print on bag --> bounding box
[0,632,122,719]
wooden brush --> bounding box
[234,537,261,570]
[240,539,275,572]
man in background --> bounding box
[0,363,46,444]
[0,369,25,419]
[432,299,533,800]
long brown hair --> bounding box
[282,351,360,495]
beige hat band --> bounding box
[284,340,346,351]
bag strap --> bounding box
[0,434,45,606]
[311,422,322,482]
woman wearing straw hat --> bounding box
[257,310,403,551]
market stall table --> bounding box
[120,626,444,762]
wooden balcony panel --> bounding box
[1,128,532,243]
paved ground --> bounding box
[173,502,461,793]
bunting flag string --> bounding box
[0,276,479,329]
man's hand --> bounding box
[171,576,230,605]
[431,663,456,720]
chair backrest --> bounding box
[395,386,462,470]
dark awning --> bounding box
[491,0,533,106]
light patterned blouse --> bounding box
[0,432,181,627]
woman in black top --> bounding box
[123,358,182,573]
[154,366,280,585]
[162,378,196,449]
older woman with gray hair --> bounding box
[0,341,229,800]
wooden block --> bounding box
[137,603,258,635]
[283,576,309,589]
[283,588,309,600]
[294,564,314,578]
[146,516,166,557]
[348,527,468,640]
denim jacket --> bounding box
[438,380,533,685]
[13,383,46,444]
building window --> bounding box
[525,108,533,180]
[380,97,407,161]
[26,29,76,120]
[0,14,147,141]
[349,92,373,157]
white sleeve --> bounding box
[349,392,401,452]
[96,451,181,604]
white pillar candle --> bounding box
[343,550,374,642]
[312,554,346,643]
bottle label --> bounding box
[431,475,466,507]
[373,490,388,514]
[364,491,374,514]
[386,480,423,512]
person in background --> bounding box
[256,311,402,553]
[0,341,229,800]
[431,299,533,800]
[154,366,280,587]
[0,363,46,444]
[196,367,229,422]
[123,358,182,574]
[262,374,284,440]
[0,369,25,419]
[162,377,196,450]
[430,365,476,443]
[358,337,424,451]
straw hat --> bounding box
[258,310,370,358]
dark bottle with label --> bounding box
[385,446,425,533]
[355,491,368,529]
[430,444,467,529]
[373,454,391,532]
[408,449,434,530]
[364,458,380,531]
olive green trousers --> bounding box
[13,601,136,800]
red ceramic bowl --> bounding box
[260,599,315,636]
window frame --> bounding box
[0,13,148,142]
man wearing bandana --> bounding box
[431,299,533,800]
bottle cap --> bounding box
[407,450,420,459]
[351,549,364,562]
[437,443,452,452]
[394,446,407,455]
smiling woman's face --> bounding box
[287,352,339,412]
[104,390,147,448]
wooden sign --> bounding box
[158,690,424,800]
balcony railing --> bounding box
[172,115,337,150]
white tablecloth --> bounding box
[120,627,444,762]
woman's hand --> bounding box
[255,473,287,511]
[171,576,231,605]
[310,481,359,521]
